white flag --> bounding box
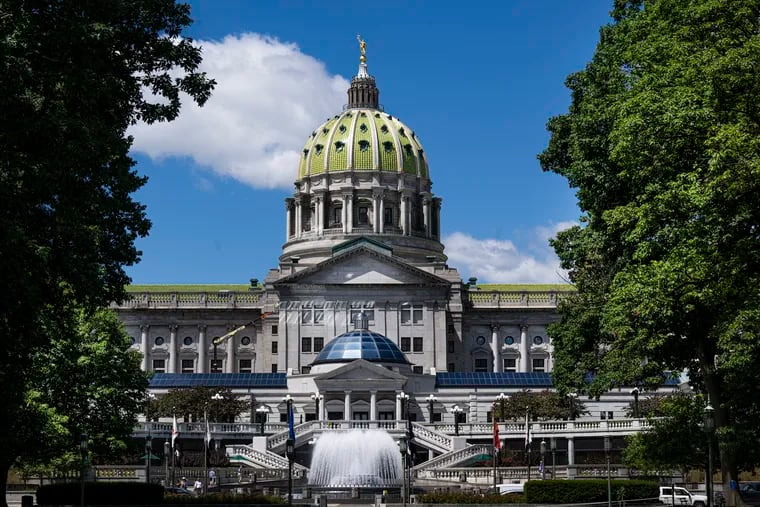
[172,414,179,447]
[205,410,211,446]
[524,412,532,450]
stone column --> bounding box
[395,393,402,420]
[198,325,207,374]
[342,196,348,233]
[372,190,381,233]
[370,391,377,421]
[226,330,235,373]
[168,325,178,374]
[567,437,575,465]
[294,200,302,239]
[344,390,352,421]
[423,193,432,238]
[378,192,385,233]
[140,325,150,371]
[491,324,501,373]
[520,325,530,372]
[400,195,408,235]
[346,193,354,233]
[285,198,293,241]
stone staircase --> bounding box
[412,444,493,474]
[226,444,307,471]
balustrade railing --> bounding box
[467,290,572,308]
[114,291,262,309]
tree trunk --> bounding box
[0,458,12,507]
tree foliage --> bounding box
[493,390,588,421]
[539,0,760,495]
[0,0,214,501]
[156,388,250,423]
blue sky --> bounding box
[127,0,613,285]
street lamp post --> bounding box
[496,393,508,421]
[704,403,715,507]
[550,437,557,479]
[526,408,532,481]
[256,406,268,435]
[426,394,437,422]
[164,440,170,486]
[145,435,153,484]
[284,395,294,507]
[80,433,88,507]
[631,388,640,419]
[540,439,546,480]
[311,393,323,422]
[567,392,578,420]
[399,438,408,507]
[211,392,223,422]
[604,436,612,507]
[452,405,462,436]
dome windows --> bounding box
[303,149,309,158]
[359,123,368,133]
[404,144,413,156]
[382,141,394,153]
[339,125,347,133]
[315,144,324,155]
[335,141,345,152]
[359,140,370,152]
[399,127,406,137]
[380,125,389,134]
[322,127,329,135]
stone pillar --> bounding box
[395,393,402,420]
[400,196,408,235]
[567,437,575,465]
[423,194,431,238]
[140,325,150,371]
[295,200,302,239]
[520,325,530,372]
[378,193,385,233]
[370,391,377,421]
[320,394,326,422]
[168,325,178,374]
[285,198,293,241]
[346,194,354,233]
[491,324,501,373]
[198,325,207,374]
[226,331,235,373]
[372,191,381,233]
[344,391,351,421]
[342,196,348,233]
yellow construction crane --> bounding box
[211,312,271,370]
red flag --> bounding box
[493,419,501,450]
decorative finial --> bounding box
[357,34,366,64]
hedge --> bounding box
[37,482,163,505]
[525,479,659,504]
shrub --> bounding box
[525,479,659,504]
[37,481,163,505]
[162,492,285,504]
[417,490,524,504]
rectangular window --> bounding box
[272,341,278,354]
[210,359,223,373]
[302,337,312,353]
[358,206,369,225]
[532,358,545,372]
[504,358,517,372]
[239,359,252,373]
[152,359,166,373]
[272,325,278,335]
[271,363,278,373]
[350,309,375,325]
[332,206,342,225]
[607,411,614,420]
[412,365,423,374]
[301,309,312,324]
[301,366,311,374]
[413,305,423,324]
[314,308,324,324]
[433,412,442,422]
[447,341,455,353]
[448,362,455,372]
[600,411,607,420]
[314,337,324,352]
[384,207,393,226]
[181,359,194,373]
[413,336,423,352]
[400,337,411,352]
[400,307,411,324]
[474,358,488,372]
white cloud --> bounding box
[129,33,349,189]
[443,221,576,284]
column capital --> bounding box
[198,324,207,332]
[169,324,179,332]
[491,324,500,332]
[140,324,150,333]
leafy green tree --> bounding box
[539,0,760,500]
[494,390,588,421]
[15,308,150,475]
[0,0,214,500]
[157,387,250,423]
[623,393,709,475]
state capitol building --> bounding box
[116,42,675,480]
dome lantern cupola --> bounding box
[347,35,379,110]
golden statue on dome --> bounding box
[357,34,366,63]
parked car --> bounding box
[740,482,760,506]
[659,486,708,507]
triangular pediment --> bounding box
[315,359,407,382]
[274,245,450,288]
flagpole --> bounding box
[204,410,209,495]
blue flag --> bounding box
[288,402,296,443]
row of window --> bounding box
[469,357,546,373]
[143,336,256,347]
[299,305,423,326]
[474,335,546,346]
[152,358,258,374]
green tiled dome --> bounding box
[298,109,429,180]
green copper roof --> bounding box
[298,109,429,180]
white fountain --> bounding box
[308,430,403,488]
